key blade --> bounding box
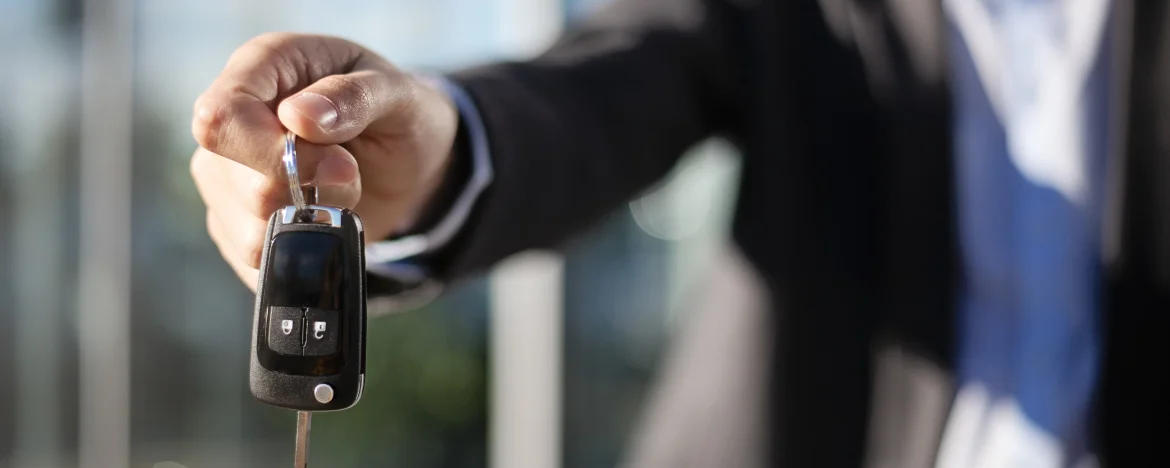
[294,411,312,468]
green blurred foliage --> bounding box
[304,296,488,468]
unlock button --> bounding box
[267,307,304,356]
[304,308,339,357]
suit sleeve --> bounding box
[437,0,750,279]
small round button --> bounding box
[313,384,334,403]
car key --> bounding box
[249,131,367,467]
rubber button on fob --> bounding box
[267,307,304,356]
[303,308,339,357]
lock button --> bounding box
[267,307,304,356]
[303,308,340,357]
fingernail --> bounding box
[289,93,339,130]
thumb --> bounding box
[277,66,414,145]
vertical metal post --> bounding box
[490,252,565,468]
[11,3,77,466]
[78,0,134,466]
[11,114,66,468]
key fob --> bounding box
[249,205,366,411]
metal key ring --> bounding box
[282,131,319,221]
[282,130,307,213]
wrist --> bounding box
[365,72,492,304]
[360,74,459,242]
[392,109,473,239]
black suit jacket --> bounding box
[373,0,1170,465]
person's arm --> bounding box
[188,0,749,295]
[434,0,751,278]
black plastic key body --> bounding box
[249,206,366,411]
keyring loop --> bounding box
[282,130,307,214]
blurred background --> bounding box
[0,0,744,467]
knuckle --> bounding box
[243,243,264,269]
[189,150,220,205]
[385,74,422,128]
[247,178,288,217]
[191,97,226,152]
[246,33,310,96]
[189,148,216,178]
[189,150,203,179]
[206,211,238,262]
[205,210,223,244]
[237,220,268,268]
[332,73,373,104]
[399,74,421,109]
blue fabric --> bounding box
[952,1,1109,460]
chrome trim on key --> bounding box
[281,205,344,228]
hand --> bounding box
[190,33,458,290]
